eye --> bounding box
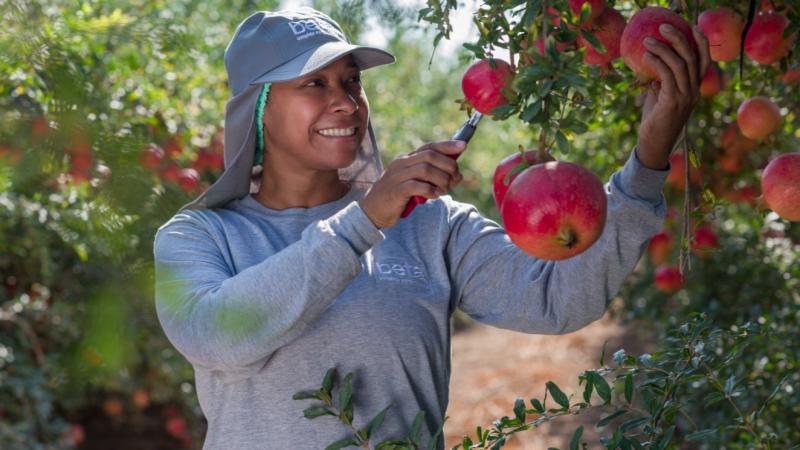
[303,79,324,87]
[348,74,362,84]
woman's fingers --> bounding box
[644,50,678,98]
[644,35,690,97]
[657,24,699,97]
[395,161,459,195]
[692,26,712,84]
[393,140,464,189]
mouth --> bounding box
[316,127,358,138]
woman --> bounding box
[154,6,709,449]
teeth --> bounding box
[318,127,356,137]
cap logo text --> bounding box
[288,20,323,40]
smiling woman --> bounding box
[152,5,706,450]
[256,57,369,210]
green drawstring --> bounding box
[254,83,271,166]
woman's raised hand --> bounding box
[358,140,465,229]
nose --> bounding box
[329,84,359,114]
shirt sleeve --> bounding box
[447,150,668,334]
[153,201,383,372]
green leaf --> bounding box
[408,411,425,442]
[426,416,448,450]
[619,417,648,432]
[596,409,626,427]
[686,429,717,441]
[704,391,725,408]
[491,436,506,450]
[582,374,594,403]
[546,381,570,409]
[322,368,337,397]
[292,390,321,401]
[555,130,569,153]
[580,29,605,54]
[654,425,676,450]
[339,372,354,411]
[521,100,542,122]
[591,372,612,404]
[325,438,360,450]
[376,441,412,450]
[570,425,584,450]
[624,373,634,404]
[303,405,335,419]
[462,436,474,449]
[531,398,545,413]
[360,404,392,441]
[513,398,526,421]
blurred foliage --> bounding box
[0,0,798,449]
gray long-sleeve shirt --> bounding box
[153,151,668,449]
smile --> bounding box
[317,127,357,137]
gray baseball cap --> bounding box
[225,8,395,95]
[182,7,395,210]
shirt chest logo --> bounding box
[372,258,428,284]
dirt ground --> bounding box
[444,311,655,449]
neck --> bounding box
[253,167,350,210]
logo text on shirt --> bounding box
[373,258,428,284]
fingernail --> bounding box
[659,24,673,34]
[645,37,657,46]
[454,140,466,149]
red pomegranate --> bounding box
[578,7,627,67]
[761,152,800,221]
[654,265,683,293]
[140,144,165,170]
[177,168,200,193]
[718,149,743,173]
[699,64,723,97]
[620,7,697,81]
[647,230,672,265]
[779,66,800,84]
[744,12,794,65]
[501,161,607,260]
[697,7,744,62]
[492,150,551,211]
[721,123,757,155]
[461,59,515,115]
[692,225,719,257]
[665,152,700,190]
[736,96,781,141]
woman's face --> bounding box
[262,55,369,175]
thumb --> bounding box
[427,139,467,157]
